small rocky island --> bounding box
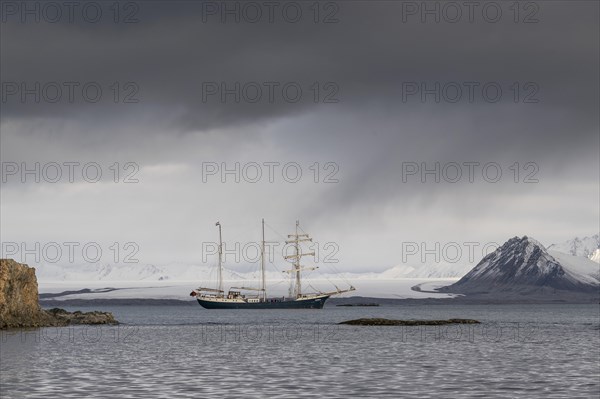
[336,303,380,307]
[0,259,118,329]
[339,318,480,326]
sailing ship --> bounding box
[190,220,355,309]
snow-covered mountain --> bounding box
[33,259,471,283]
[36,262,175,282]
[441,236,599,295]
[590,249,600,264]
[35,262,277,283]
[548,234,599,261]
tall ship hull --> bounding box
[196,295,330,309]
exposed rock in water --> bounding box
[339,318,480,326]
[0,259,118,329]
[44,308,118,326]
[336,303,380,307]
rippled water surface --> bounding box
[1,304,599,398]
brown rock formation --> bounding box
[0,259,118,329]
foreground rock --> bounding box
[0,259,49,328]
[339,318,480,326]
[44,308,118,326]
[0,259,118,329]
[336,303,380,307]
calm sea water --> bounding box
[1,304,599,398]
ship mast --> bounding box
[216,221,223,296]
[260,218,266,301]
[285,220,316,299]
[294,221,301,297]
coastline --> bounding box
[39,295,600,307]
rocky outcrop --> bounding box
[0,259,117,329]
[339,318,480,326]
[0,259,49,328]
[44,308,118,325]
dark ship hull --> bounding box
[196,296,330,309]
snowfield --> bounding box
[34,260,465,299]
[549,250,600,284]
[38,278,461,300]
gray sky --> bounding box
[1,1,598,272]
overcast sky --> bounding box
[1,1,598,273]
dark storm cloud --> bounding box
[1,1,598,142]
